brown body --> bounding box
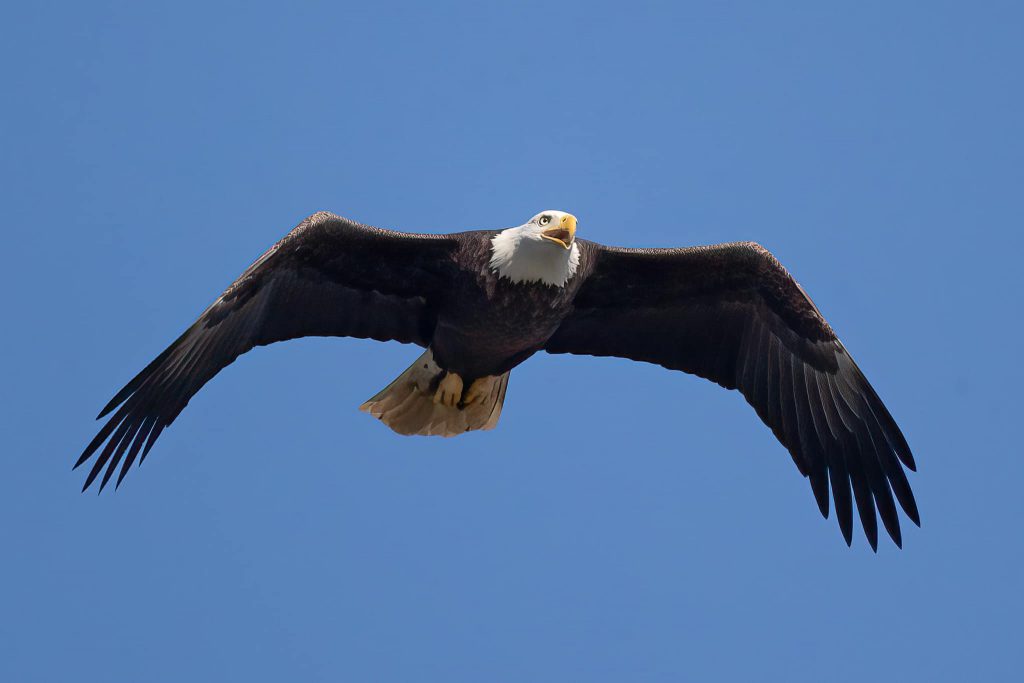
[431,234,591,379]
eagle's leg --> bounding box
[433,371,464,408]
[463,376,494,407]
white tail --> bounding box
[359,349,510,437]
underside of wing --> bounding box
[77,212,461,491]
[547,241,918,549]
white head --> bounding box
[489,210,580,286]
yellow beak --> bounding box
[540,213,577,249]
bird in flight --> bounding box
[77,210,919,549]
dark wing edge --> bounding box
[547,241,918,550]
[76,211,460,492]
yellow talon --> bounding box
[433,372,464,407]
[463,377,493,406]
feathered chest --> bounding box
[448,265,579,336]
[428,243,587,376]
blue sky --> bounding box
[3,2,1022,680]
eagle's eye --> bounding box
[539,215,551,226]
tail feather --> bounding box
[359,349,510,437]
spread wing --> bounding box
[77,211,460,491]
[546,241,918,549]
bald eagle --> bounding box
[77,210,918,549]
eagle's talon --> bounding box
[463,377,492,406]
[433,371,464,407]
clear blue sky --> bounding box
[3,2,1021,681]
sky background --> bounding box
[3,2,1022,681]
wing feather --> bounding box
[547,240,918,548]
[77,212,459,490]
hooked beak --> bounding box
[541,214,577,249]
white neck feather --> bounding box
[489,227,580,286]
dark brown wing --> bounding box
[77,211,460,491]
[546,240,918,550]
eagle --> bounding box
[77,210,919,550]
